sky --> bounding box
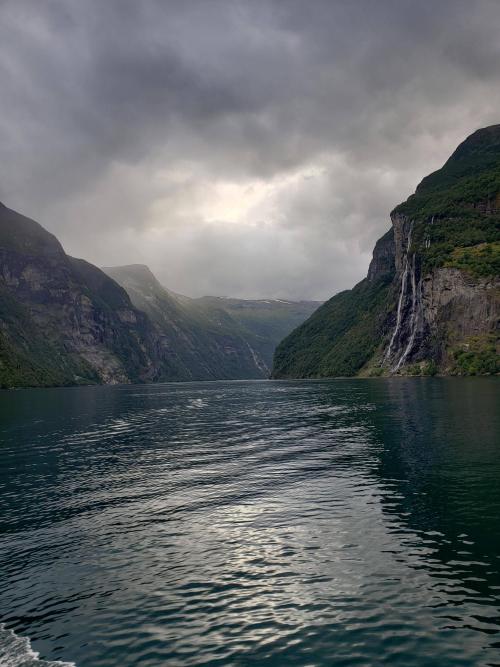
[1,0,500,300]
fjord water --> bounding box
[0,379,499,667]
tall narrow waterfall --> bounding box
[393,254,421,371]
[384,223,413,362]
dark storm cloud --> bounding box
[1,0,500,298]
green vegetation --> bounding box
[404,360,438,377]
[0,287,98,388]
[450,335,499,376]
[411,215,499,275]
[273,277,392,378]
[366,365,385,377]
[395,126,500,275]
[444,242,500,277]
[397,125,500,218]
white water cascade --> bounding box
[384,223,413,362]
[393,253,422,372]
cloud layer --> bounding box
[1,0,500,298]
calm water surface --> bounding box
[0,378,499,666]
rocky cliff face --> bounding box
[379,208,499,375]
[367,228,395,282]
[273,125,500,378]
[0,203,166,387]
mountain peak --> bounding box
[0,201,64,255]
[438,123,500,169]
[395,122,500,212]
[457,123,500,148]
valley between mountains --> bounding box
[0,125,498,388]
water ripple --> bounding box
[0,378,499,666]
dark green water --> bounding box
[0,378,499,666]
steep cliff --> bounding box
[273,125,500,378]
[0,203,164,387]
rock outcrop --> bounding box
[380,209,498,375]
[367,229,395,282]
[273,125,500,378]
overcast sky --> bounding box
[1,0,500,299]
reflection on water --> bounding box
[0,378,499,666]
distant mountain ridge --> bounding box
[103,264,319,380]
[193,295,321,351]
[272,125,500,378]
[0,204,319,387]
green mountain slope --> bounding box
[104,265,319,379]
[103,264,271,380]
[394,125,500,277]
[273,125,500,378]
[193,296,320,360]
[272,278,393,378]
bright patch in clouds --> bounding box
[149,162,327,230]
[1,1,500,299]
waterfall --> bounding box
[384,223,413,361]
[393,254,421,371]
[384,219,424,371]
[424,217,433,248]
[392,213,435,368]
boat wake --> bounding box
[0,624,75,667]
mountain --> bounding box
[103,264,271,380]
[193,296,321,360]
[0,200,319,388]
[273,125,500,378]
[103,264,320,379]
[0,202,166,387]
